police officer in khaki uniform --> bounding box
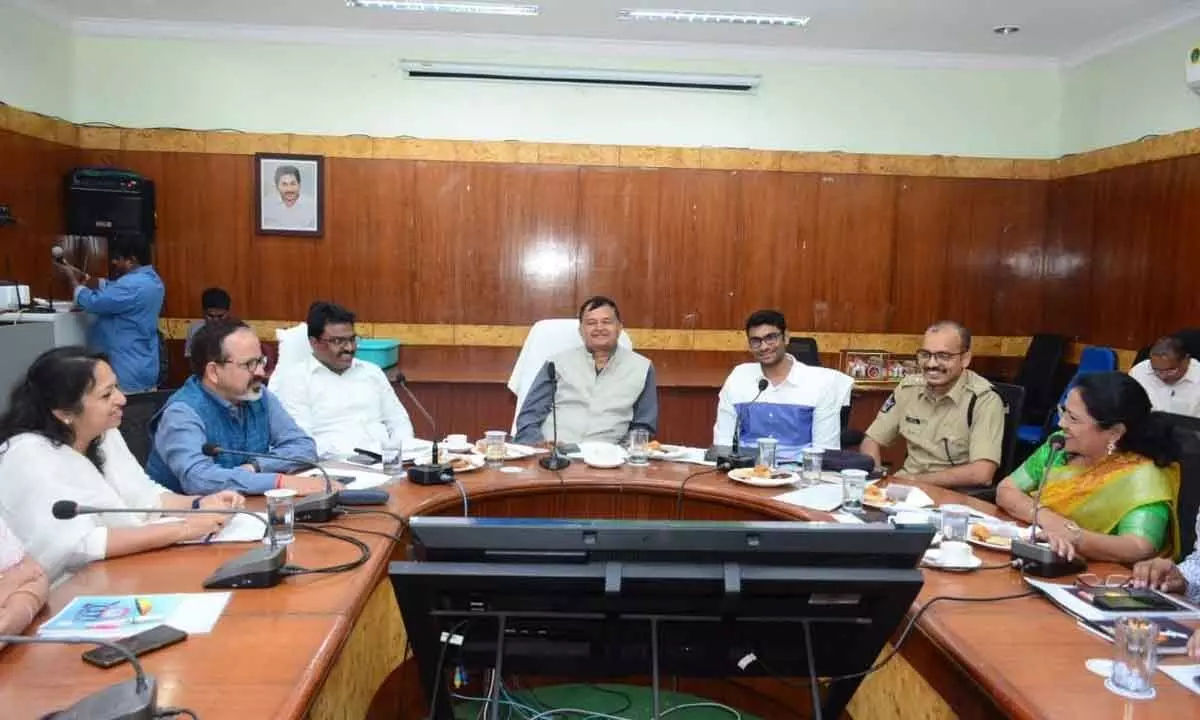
[862,321,1004,489]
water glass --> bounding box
[801,447,824,486]
[1111,617,1158,696]
[841,469,867,512]
[483,430,507,468]
[939,504,972,543]
[627,428,650,466]
[264,488,296,546]
[756,438,779,471]
[381,438,403,475]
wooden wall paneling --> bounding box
[889,177,971,334]
[407,162,469,324]
[328,158,409,321]
[978,180,1049,336]
[1042,174,1096,339]
[810,174,897,331]
[653,169,740,329]
[1163,155,1200,334]
[1087,161,1176,348]
[458,164,581,325]
[575,167,662,327]
[402,382,516,440]
[0,130,75,301]
[733,171,821,328]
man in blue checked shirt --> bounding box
[58,234,164,393]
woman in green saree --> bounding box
[996,372,1181,564]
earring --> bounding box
[1107,440,1116,455]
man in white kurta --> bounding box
[1128,336,1200,418]
[268,301,414,457]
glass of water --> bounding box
[483,430,507,469]
[841,469,867,512]
[756,437,779,471]
[627,428,650,466]
[381,437,403,476]
[1110,617,1158,696]
[939,504,972,543]
[264,488,296,546]
[801,447,824,486]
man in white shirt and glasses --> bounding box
[1128,336,1200,418]
[269,301,414,457]
[713,309,850,460]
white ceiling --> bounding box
[28,0,1200,61]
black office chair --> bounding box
[118,390,174,467]
[787,337,820,367]
[1166,412,1200,559]
[1012,333,1067,429]
[963,382,1025,503]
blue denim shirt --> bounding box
[151,385,317,494]
[74,266,164,392]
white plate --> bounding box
[647,444,688,461]
[580,442,627,469]
[816,471,880,486]
[445,454,487,473]
[728,468,800,488]
[967,522,1022,551]
[473,442,541,460]
[442,443,475,454]
[922,549,983,571]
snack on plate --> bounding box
[864,485,886,503]
[648,440,663,451]
[970,524,992,542]
[985,534,1013,549]
[752,465,772,478]
[449,458,472,472]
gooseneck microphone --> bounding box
[719,378,770,470]
[1009,435,1084,577]
[52,499,285,590]
[395,373,454,486]
[200,443,338,523]
[0,634,157,719]
[538,362,571,472]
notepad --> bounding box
[773,484,843,513]
[39,592,231,639]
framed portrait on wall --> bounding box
[255,153,324,237]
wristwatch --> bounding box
[191,497,203,510]
[1064,520,1084,543]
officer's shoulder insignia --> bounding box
[881,394,896,413]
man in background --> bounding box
[185,287,232,358]
[515,296,657,446]
[146,320,329,496]
[57,233,164,393]
[262,164,316,231]
[1128,336,1200,418]
[861,321,1004,489]
[269,301,414,457]
[713,309,849,457]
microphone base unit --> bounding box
[203,545,287,590]
[408,463,455,486]
[337,489,390,506]
[538,452,571,471]
[1010,539,1087,578]
[294,492,339,523]
[715,452,755,471]
[51,675,157,720]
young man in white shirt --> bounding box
[713,310,850,459]
[269,301,414,457]
[1128,336,1200,418]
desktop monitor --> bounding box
[390,517,933,720]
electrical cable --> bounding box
[281,525,371,576]
[675,468,719,518]
[427,619,473,720]
[155,709,199,720]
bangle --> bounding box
[191,497,202,510]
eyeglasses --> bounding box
[220,356,269,372]
[1152,364,1185,380]
[748,332,783,350]
[1057,403,1093,427]
[318,335,358,349]
[1076,573,1131,589]
[916,350,966,364]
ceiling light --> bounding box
[346,1,540,16]
[992,25,1021,36]
[617,9,810,27]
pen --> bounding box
[1161,629,1189,640]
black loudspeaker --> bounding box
[64,168,156,240]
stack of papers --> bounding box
[1025,577,1200,623]
[303,467,391,489]
[38,592,231,639]
[1159,664,1200,695]
[773,484,843,513]
[175,512,267,544]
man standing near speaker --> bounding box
[56,233,164,393]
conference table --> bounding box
[0,457,1197,719]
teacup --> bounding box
[939,541,974,567]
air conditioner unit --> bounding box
[400,61,760,92]
[1189,45,1200,96]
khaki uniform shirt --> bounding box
[865,369,1004,475]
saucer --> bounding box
[922,548,982,571]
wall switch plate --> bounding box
[0,205,14,225]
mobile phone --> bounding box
[1092,590,1179,613]
[348,448,383,466]
[81,624,188,669]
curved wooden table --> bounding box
[0,460,1196,719]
